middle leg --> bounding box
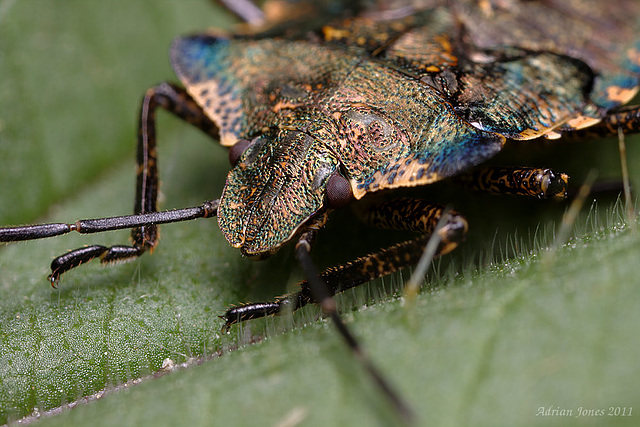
[454,166,569,200]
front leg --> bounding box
[49,83,219,283]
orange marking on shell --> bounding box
[565,115,601,130]
[544,130,562,139]
[322,26,351,41]
[271,100,303,113]
[627,48,640,67]
[606,85,638,103]
[478,0,494,17]
[228,201,245,210]
[433,35,458,66]
[518,128,546,139]
[188,82,243,147]
[434,35,452,53]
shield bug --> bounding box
[2,0,640,423]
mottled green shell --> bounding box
[171,0,640,256]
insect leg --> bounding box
[45,82,219,283]
[223,201,467,325]
[214,0,265,25]
[454,166,569,200]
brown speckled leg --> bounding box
[222,199,467,326]
[455,166,570,200]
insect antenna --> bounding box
[0,200,219,243]
[543,171,596,270]
[404,208,452,305]
[617,127,637,231]
[295,239,416,424]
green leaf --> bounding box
[1,2,640,427]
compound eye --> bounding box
[228,138,253,167]
[326,173,353,209]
